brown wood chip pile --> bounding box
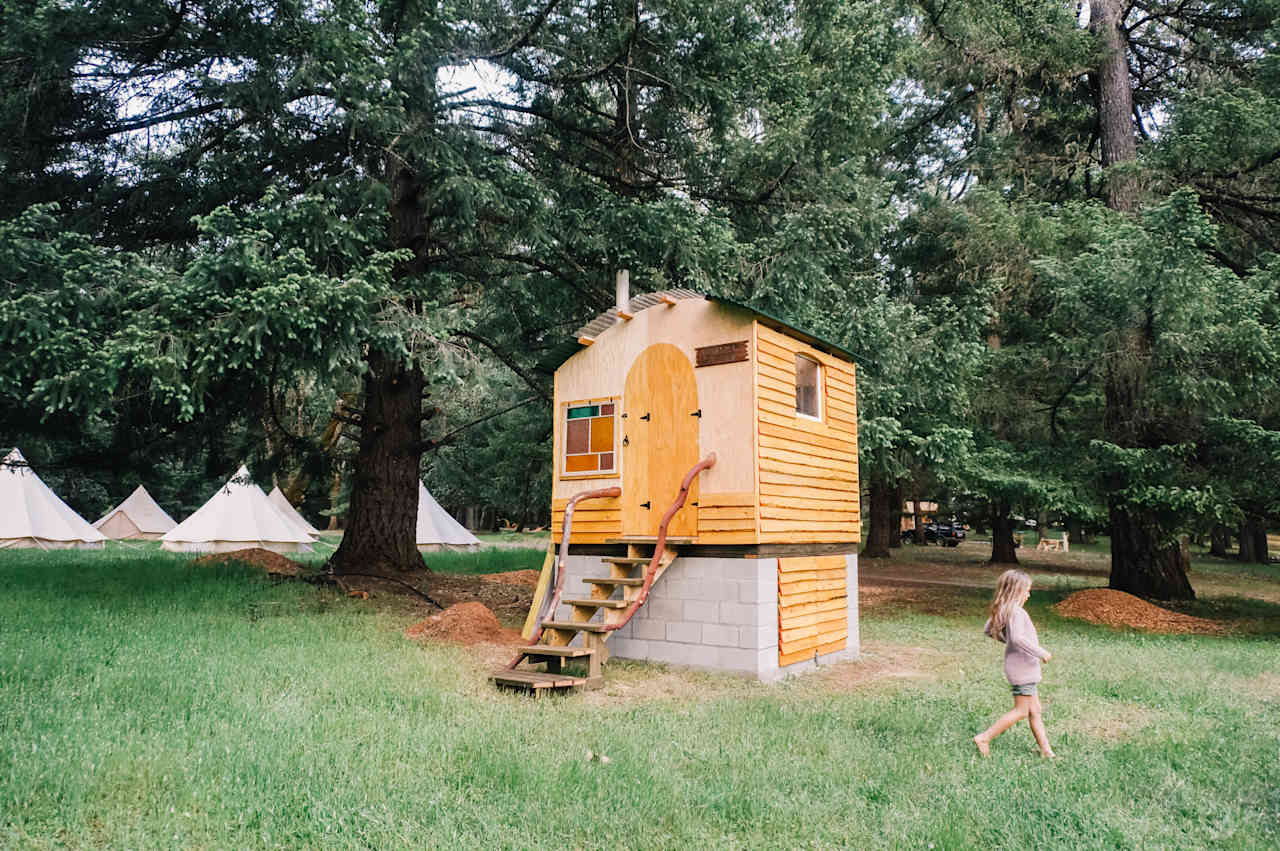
[1052,588,1225,634]
[478,569,541,587]
[192,548,306,576]
[404,601,523,645]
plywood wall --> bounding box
[777,554,849,666]
[753,323,860,544]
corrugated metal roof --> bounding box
[540,290,861,374]
[571,288,704,340]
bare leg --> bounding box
[974,695,1032,756]
[1027,695,1054,757]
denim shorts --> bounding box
[1011,682,1038,697]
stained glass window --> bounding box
[563,400,617,476]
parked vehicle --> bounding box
[901,521,966,547]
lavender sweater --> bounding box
[984,606,1050,685]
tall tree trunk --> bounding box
[1090,0,1139,212]
[889,481,904,548]
[1238,517,1269,564]
[1209,524,1229,557]
[912,494,926,544]
[1109,505,1194,598]
[863,476,896,558]
[989,504,1019,565]
[1067,518,1086,546]
[327,350,425,574]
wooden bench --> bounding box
[1036,534,1069,553]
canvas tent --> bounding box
[267,486,320,538]
[417,481,481,552]
[94,485,177,540]
[162,466,314,554]
[0,448,106,549]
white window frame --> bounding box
[795,354,823,421]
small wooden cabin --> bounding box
[552,290,859,547]
[499,285,861,690]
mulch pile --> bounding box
[404,601,524,645]
[478,569,541,587]
[192,547,306,577]
[1053,588,1225,634]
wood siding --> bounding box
[697,491,756,543]
[551,496,621,544]
[754,323,860,544]
[777,555,848,666]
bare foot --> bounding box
[1041,750,1057,759]
[973,735,990,757]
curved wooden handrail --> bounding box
[517,485,621,656]
[604,452,716,631]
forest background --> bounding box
[2,0,1278,600]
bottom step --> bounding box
[491,670,588,692]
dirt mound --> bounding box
[193,548,306,576]
[479,569,541,587]
[1053,588,1224,634]
[404,601,523,645]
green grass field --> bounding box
[1,548,1276,848]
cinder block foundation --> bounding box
[556,553,859,682]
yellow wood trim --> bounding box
[617,309,634,320]
[759,471,859,494]
[697,506,754,520]
[552,497,621,509]
[779,597,847,617]
[759,532,861,544]
[764,519,859,533]
[698,520,758,532]
[521,543,556,640]
[757,371,795,400]
[659,294,678,305]
[577,336,595,346]
[762,506,860,521]
[699,491,756,507]
[759,456,858,483]
[757,325,857,380]
[695,531,762,543]
[760,492,859,511]
[758,432,857,464]
[751,321,763,541]
[758,420,855,454]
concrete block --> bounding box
[682,600,719,623]
[632,619,667,641]
[703,623,740,647]
[646,641,713,667]
[665,621,702,643]
[739,624,777,650]
[716,646,758,671]
[719,601,758,627]
[645,599,683,622]
[609,637,649,660]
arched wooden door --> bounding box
[622,344,700,538]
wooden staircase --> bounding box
[492,543,679,694]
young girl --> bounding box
[973,569,1055,758]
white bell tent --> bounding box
[417,481,481,552]
[0,448,106,550]
[94,485,177,540]
[267,486,320,538]
[162,466,314,554]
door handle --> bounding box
[623,436,629,447]
[640,412,650,421]
[640,501,651,510]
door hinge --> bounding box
[640,412,651,421]
[691,409,702,418]
[640,501,651,510]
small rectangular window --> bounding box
[795,355,822,419]
[563,399,618,477]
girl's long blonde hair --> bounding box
[988,569,1032,639]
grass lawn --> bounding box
[1,548,1277,848]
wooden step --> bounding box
[564,598,628,609]
[603,556,651,565]
[584,576,645,586]
[541,620,610,633]
[491,670,587,691]
[518,645,595,658]
[605,536,695,545]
